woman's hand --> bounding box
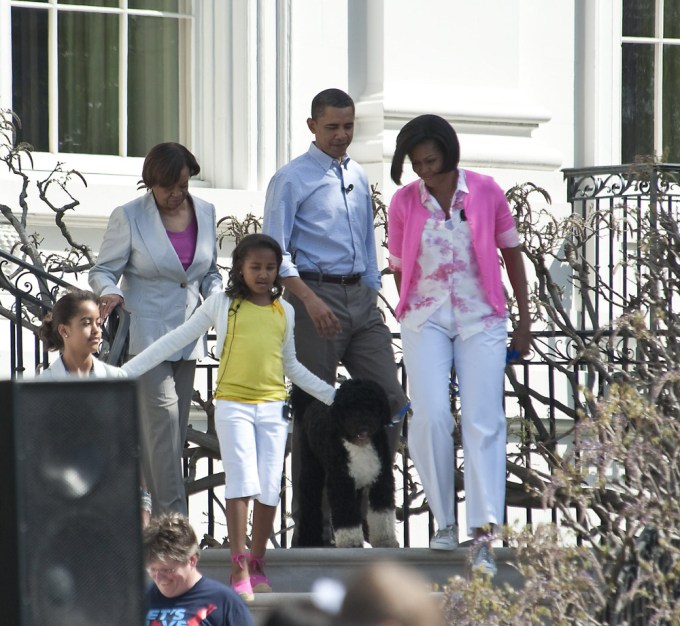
[501,246,532,359]
[510,321,532,358]
[99,294,124,320]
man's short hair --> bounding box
[143,513,200,565]
[311,88,355,119]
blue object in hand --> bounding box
[506,348,520,363]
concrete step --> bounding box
[199,546,521,624]
[246,593,313,626]
[245,591,448,625]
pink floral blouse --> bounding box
[390,172,506,339]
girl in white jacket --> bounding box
[39,289,153,525]
[124,234,335,602]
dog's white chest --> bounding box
[343,440,381,489]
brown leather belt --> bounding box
[298,271,361,285]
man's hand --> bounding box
[282,276,342,338]
[304,292,342,338]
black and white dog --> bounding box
[294,378,399,548]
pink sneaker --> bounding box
[230,553,254,602]
[249,556,272,593]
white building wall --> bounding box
[0,0,588,245]
[351,0,575,196]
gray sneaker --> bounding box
[470,541,497,576]
[429,524,458,551]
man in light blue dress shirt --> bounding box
[263,88,407,545]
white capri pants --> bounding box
[401,304,507,535]
[215,399,289,507]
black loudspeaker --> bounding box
[0,379,145,626]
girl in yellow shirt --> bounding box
[124,234,335,602]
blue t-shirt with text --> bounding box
[145,576,254,626]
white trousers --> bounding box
[215,399,288,507]
[401,305,507,535]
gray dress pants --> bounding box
[137,359,196,516]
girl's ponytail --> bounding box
[38,312,62,351]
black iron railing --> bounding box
[0,249,69,378]
[0,248,130,376]
[563,163,680,330]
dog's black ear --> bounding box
[334,379,392,425]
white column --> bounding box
[0,0,12,109]
[575,0,621,167]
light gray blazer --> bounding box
[89,192,223,360]
[123,292,336,406]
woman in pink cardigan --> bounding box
[388,114,531,576]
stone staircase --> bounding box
[199,546,521,624]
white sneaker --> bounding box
[470,541,497,576]
[429,524,458,551]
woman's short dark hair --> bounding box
[226,233,284,301]
[39,289,99,352]
[140,142,200,189]
[390,114,460,185]
[311,89,355,120]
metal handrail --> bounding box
[0,248,129,368]
[99,306,130,366]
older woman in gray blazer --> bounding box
[89,143,223,516]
